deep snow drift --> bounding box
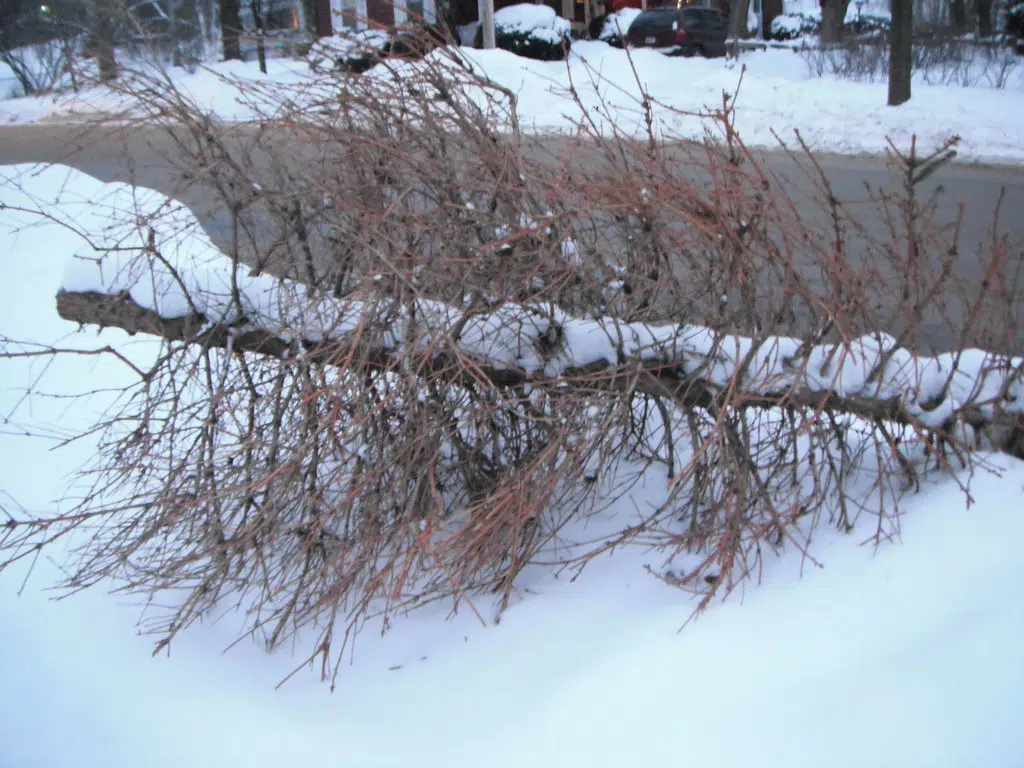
[1,165,1023,768]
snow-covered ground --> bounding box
[0,60,21,99]
[1,40,1023,163]
[2,165,1024,767]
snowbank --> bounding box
[1,42,1023,163]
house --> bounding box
[446,0,625,31]
[308,0,787,41]
[324,0,440,31]
[313,0,584,36]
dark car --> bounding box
[626,6,728,58]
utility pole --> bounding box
[481,0,495,48]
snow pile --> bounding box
[599,8,642,44]
[494,3,571,45]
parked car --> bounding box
[625,6,728,58]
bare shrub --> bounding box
[0,37,82,96]
[802,37,1020,87]
[2,47,1022,687]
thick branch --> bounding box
[56,289,1024,459]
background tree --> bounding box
[950,0,967,33]
[820,0,852,44]
[249,0,266,72]
[90,0,119,80]
[889,0,912,105]
[220,0,242,60]
[727,0,752,42]
[973,0,994,36]
[1,0,86,94]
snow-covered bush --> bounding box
[307,29,391,73]
[844,11,890,39]
[593,8,642,48]
[475,3,571,61]
[769,14,815,41]
[770,9,890,41]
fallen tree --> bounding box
[2,48,1023,687]
[56,287,1024,461]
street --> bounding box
[2,123,1022,353]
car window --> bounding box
[699,9,724,30]
[631,9,677,29]
[681,8,702,26]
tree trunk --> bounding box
[312,0,332,37]
[888,0,912,106]
[92,0,118,82]
[975,0,993,37]
[54,288,1024,460]
[220,0,243,61]
[169,0,182,67]
[819,0,851,44]
[250,0,267,73]
[727,0,752,42]
[950,0,966,34]
[0,0,23,51]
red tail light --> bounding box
[675,29,690,43]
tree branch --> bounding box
[56,288,1024,459]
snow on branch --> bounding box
[55,186,1024,459]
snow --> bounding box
[599,8,642,42]
[497,468,1024,768]
[6,458,1024,768]
[494,3,571,45]
[784,0,891,22]
[456,21,480,47]
[0,59,21,99]
[3,162,1024,766]
[2,39,1022,163]
[771,13,804,37]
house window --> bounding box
[341,0,358,27]
[407,0,425,20]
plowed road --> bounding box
[2,124,1022,354]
